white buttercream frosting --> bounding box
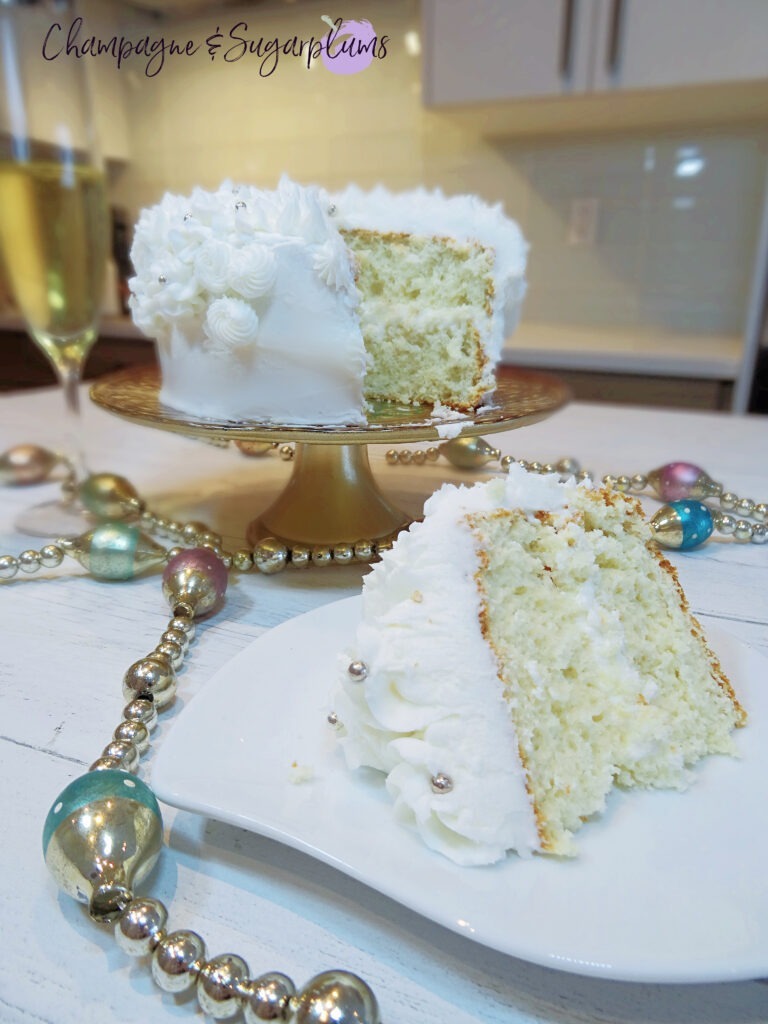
[129,177,367,426]
[332,183,528,363]
[336,466,579,866]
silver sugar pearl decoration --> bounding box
[347,660,368,681]
[115,897,168,957]
[235,200,247,211]
[327,203,337,215]
[152,929,206,993]
[430,772,454,794]
[327,711,339,726]
[157,274,167,284]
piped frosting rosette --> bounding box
[128,177,358,356]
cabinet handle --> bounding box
[559,0,576,79]
[606,0,625,76]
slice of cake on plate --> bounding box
[128,176,527,426]
[335,466,746,866]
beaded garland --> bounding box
[2,437,766,1024]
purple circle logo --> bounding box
[321,16,377,75]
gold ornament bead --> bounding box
[290,971,380,1024]
[60,524,166,580]
[753,503,768,522]
[0,554,19,579]
[39,544,64,568]
[115,897,168,957]
[616,475,631,492]
[288,545,310,569]
[253,538,289,574]
[517,459,530,471]
[385,449,398,465]
[529,461,543,473]
[43,771,163,923]
[576,469,592,482]
[425,446,440,462]
[718,513,736,535]
[155,640,184,670]
[542,462,555,474]
[89,756,125,772]
[235,440,272,457]
[242,971,296,1024]
[311,546,332,567]
[78,473,139,520]
[602,474,617,488]
[556,457,580,475]
[333,543,354,564]
[736,498,755,516]
[375,537,394,555]
[279,445,294,461]
[101,739,140,773]
[182,521,208,543]
[631,474,648,491]
[169,615,195,639]
[123,657,177,709]
[500,455,514,472]
[441,436,498,469]
[233,549,253,571]
[412,449,426,465]
[197,953,250,1020]
[172,600,196,620]
[398,449,413,464]
[720,492,737,510]
[162,626,190,654]
[354,540,374,562]
[166,546,184,561]
[18,549,40,573]
[218,550,233,570]
[153,930,207,993]
[734,519,753,542]
[123,697,158,732]
[0,443,59,484]
[114,719,150,755]
[199,531,222,547]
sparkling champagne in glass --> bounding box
[0,0,108,534]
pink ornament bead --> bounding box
[648,462,708,501]
[162,548,228,618]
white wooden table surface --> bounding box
[1,384,767,1024]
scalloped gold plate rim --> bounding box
[90,366,569,445]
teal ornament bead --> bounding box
[59,523,166,580]
[650,499,713,550]
[78,473,140,520]
[43,770,163,922]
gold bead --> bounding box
[0,555,19,579]
[412,450,426,465]
[398,449,413,464]
[500,455,514,472]
[385,450,398,465]
[232,549,253,571]
[425,447,440,462]
[19,549,40,573]
[354,540,374,562]
[0,443,58,485]
[123,657,177,709]
[440,436,497,469]
[39,544,64,567]
[279,445,294,461]
[234,440,272,456]
[333,543,354,564]
[289,545,310,569]
[253,538,288,574]
[311,546,332,567]
[78,473,140,520]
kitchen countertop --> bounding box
[1,383,766,1024]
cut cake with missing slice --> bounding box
[335,466,746,865]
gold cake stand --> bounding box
[90,366,569,549]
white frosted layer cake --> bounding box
[128,177,527,426]
[335,467,746,865]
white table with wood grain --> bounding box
[1,383,766,1024]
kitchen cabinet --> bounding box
[423,0,768,109]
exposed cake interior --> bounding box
[336,468,745,865]
[471,490,745,856]
[342,228,495,409]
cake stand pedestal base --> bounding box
[246,442,412,549]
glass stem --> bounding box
[56,359,87,485]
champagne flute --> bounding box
[0,0,109,535]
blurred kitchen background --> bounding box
[1,0,767,412]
